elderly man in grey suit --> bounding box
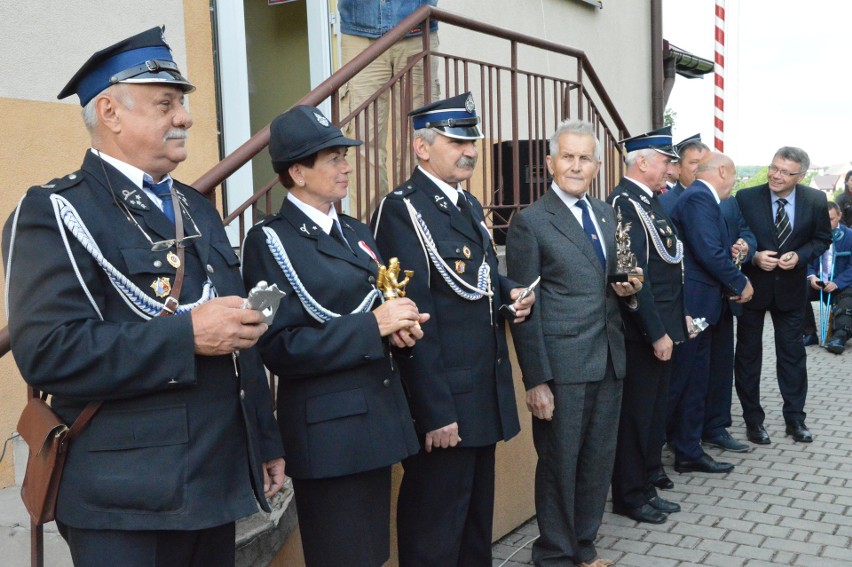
[507,120,642,567]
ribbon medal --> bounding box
[462,245,472,259]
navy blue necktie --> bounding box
[144,179,175,223]
[575,200,606,269]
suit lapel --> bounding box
[281,201,373,270]
[413,169,482,243]
[544,188,604,275]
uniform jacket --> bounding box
[2,151,283,531]
[736,184,831,311]
[241,200,419,480]
[607,178,687,344]
[807,224,852,292]
[670,181,749,325]
[506,188,627,389]
[657,181,686,216]
[371,167,521,447]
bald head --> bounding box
[695,152,736,199]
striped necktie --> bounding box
[775,198,792,249]
[575,200,606,269]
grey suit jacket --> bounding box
[506,188,627,389]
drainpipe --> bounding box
[650,0,664,128]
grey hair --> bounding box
[548,120,601,161]
[773,146,810,173]
[412,128,439,163]
[624,148,658,169]
[81,84,135,131]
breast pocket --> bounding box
[82,405,189,513]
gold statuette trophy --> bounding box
[608,210,645,284]
[376,257,413,300]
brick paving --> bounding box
[493,312,852,566]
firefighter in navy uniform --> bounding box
[371,92,535,567]
[2,27,284,566]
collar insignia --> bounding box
[300,223,310,235]
[640,194,651,205]
[122,188,149,210]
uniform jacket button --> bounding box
[153,260,163,268]
[239,389,246,400]
[207,264,215,274]
[382,379,391,387]
[369,276,376,284]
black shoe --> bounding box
[649,469,674,490]
[826,337,846,354]
[674,454,734,474]
[785,421,813,443]
[746,423,771,445]
[612,503,668,524]
[702,431,752,453]
[802,334,819,346]
[648,495,681,513]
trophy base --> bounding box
[608,272,644,284]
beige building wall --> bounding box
[0,0,221,488]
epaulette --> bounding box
[387,183,417,199]
[33,170,84,194]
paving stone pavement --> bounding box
[492,312,852,566]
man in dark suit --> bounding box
[803,201,852,353]
[371,93,534,567]
[735,147,832,444]
[660,137,757,453]
[607,127,689,525]
[668,153,753,472]
[507,120,641,567]
[2,28,285,566]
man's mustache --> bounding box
[164,129,189,141]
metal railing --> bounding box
[1,5,630,370]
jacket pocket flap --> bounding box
[119,246,178,276]
[88,405,189,451]
[212,241,241,267]
[306,389,368,424]
[436,240,474,260]
[541,320,579,336]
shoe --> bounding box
[612,503,667,524]
[674,454,734,474]
[826,337,846,354]
[649,469,674,490]
[802,334,819,346]
[703,431,752,453]
[785,421,813,443]
[746,423,771,445]
[577,559,613,567]
[648,495,681,513]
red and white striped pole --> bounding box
[714,0,725,152]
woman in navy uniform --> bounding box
[241,106,427,567]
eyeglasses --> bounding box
[768,165,804,178]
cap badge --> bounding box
[166,251,181,269]
[150,277,172,298]
[455,260,466,274]
[465,94,475,114]
[313,112,330,127]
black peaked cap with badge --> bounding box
[409,91,484,140]
[620,126,679,159]
[674,133,702,155]
[58,26,194,107]
[269,105,362,173]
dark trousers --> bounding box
[57,521,235,567]
[397,444,496,567]
[735,306,808,425]
[293,467,391,567]
[612,342,669,511]
[704,304,736,439]
[803,287,852,340]
[668,329,712,461]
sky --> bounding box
[663,0,850,169]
